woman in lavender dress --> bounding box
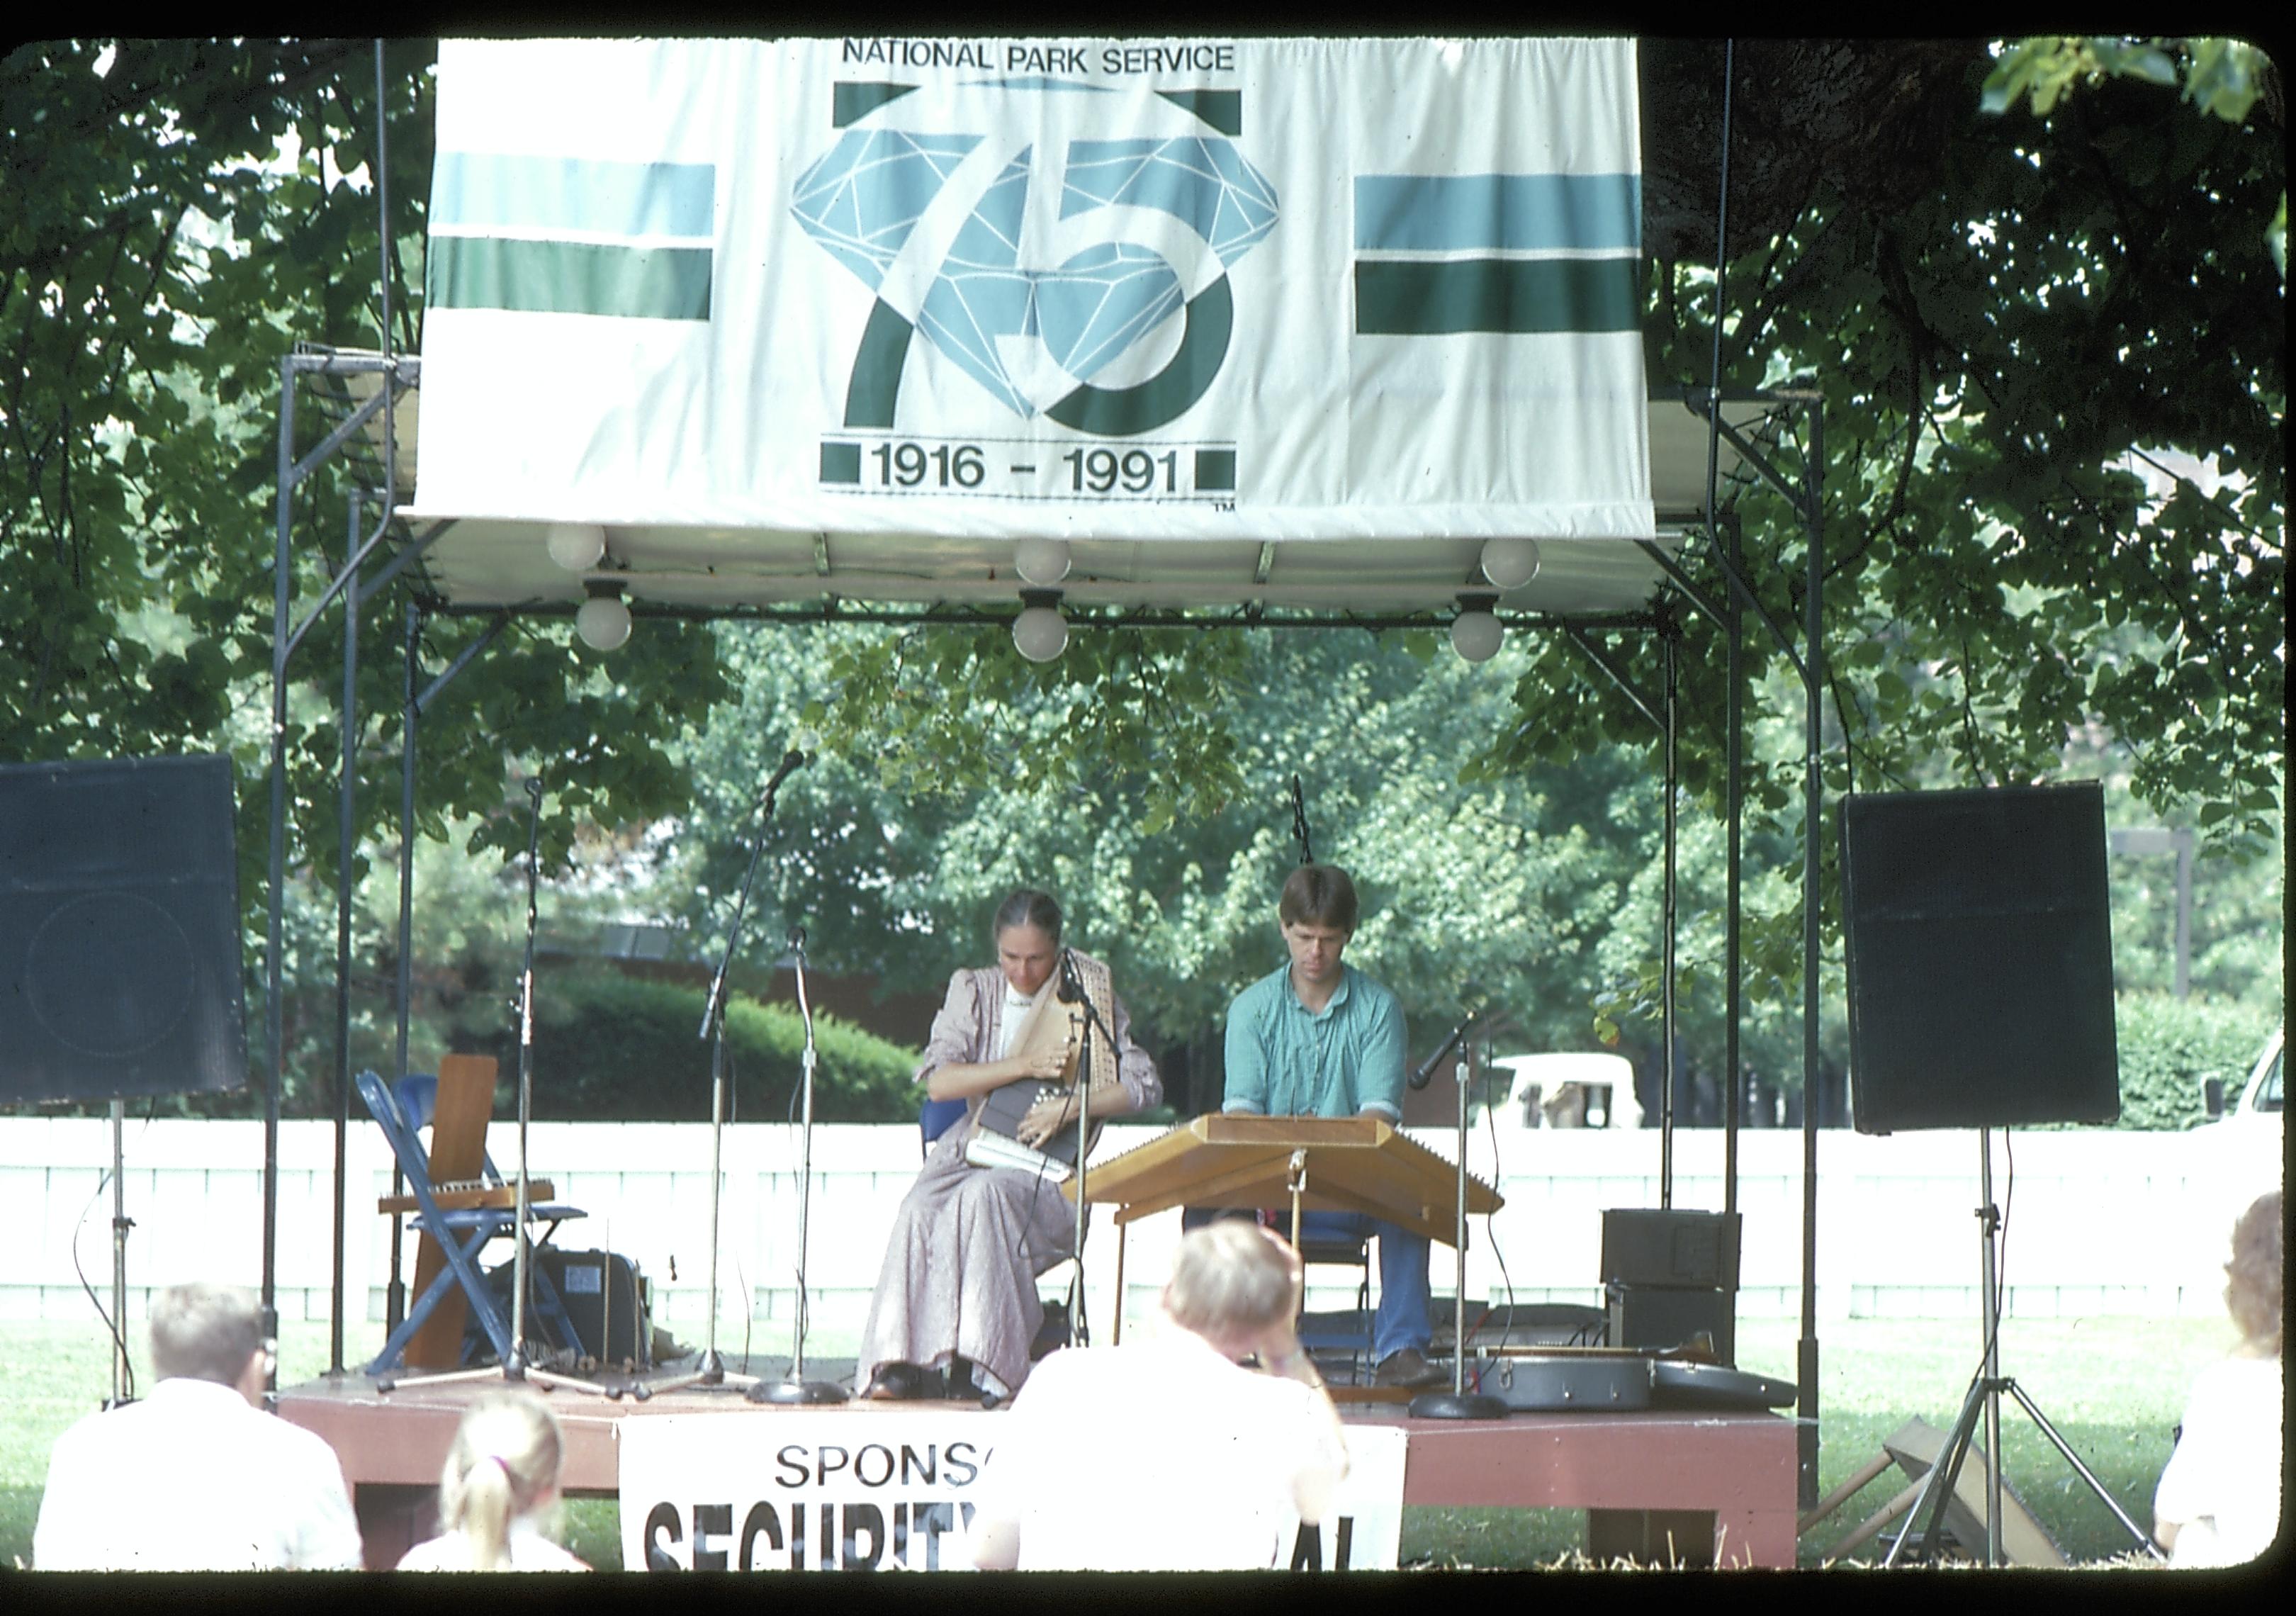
[855,890,1161,1403]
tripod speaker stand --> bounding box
[1838,783,2156,1563]
[1881,1129,2161,1566]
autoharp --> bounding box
[964,953,1115,1182]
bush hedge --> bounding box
[462,963,923,1122]
[2109,992,2279,1130]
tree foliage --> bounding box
[2,41,728,1106]
[2,40,2281,1121]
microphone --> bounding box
[1410,1014,1476,1090]
[1056,947,1084,1004]
[787,925,806,953]
[763,748,809,795]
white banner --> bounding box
[415,36,1650,542]
[617,1410,1406,1572]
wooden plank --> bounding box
[403,1055,497,1368]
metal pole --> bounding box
[1724,514,1743,1210]
[1660,608,1679,1206]
[330,494,361,1376]
[2173,828,2193,999]
[1979,1130,2003,1566]
[110,1100,129,1406]
[263,355,296,1364]
[1796,399,1826,1508]
[388,602,419,1336]
[792,953,817,1378]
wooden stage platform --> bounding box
[276,1364,1799,1569]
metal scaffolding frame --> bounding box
[257,32,1833,1512]
[261,349,1830,1500]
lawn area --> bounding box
[2,1310,2241,1571]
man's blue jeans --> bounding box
[1293,1209,1431,1362]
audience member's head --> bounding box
[1278,865,1358,933]
[437,1391,568,1570]
[1163,1221,1305,1357]
[2224,1190,2282,1357]
[150,1282,268,1390]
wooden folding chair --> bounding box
[1798,1416,2068,1567]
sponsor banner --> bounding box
[617,1410,1406,1572]
[417,36,1650,542]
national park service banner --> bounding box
[415,36,1651,542]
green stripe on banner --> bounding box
[429,237,713,321]
[1353,258,1643,335]
[1354,174,1641,253]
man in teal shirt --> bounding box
[1221,865,1441,1389]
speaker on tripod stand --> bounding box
[1839,781,2161,1565]
[1,755,249,1412]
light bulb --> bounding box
[546,522,607,572]
[1013,603,1069,662]
[1480,537,1541,590]
[575,592,632,652]
[1014,538,1072,586]
[1450,608,1502,663]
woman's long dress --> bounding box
[854,958,1160,1398]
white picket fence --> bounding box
[0,1117,2269,1345]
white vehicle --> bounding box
[2194,1025,2283,1213]
[1487,1052,1642,1128]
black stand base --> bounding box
[750,1376,850,1405]
[1408,1388,1510,1420]
[650,1347,765,1397]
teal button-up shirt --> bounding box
[1221,962,1407,1121]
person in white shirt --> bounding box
[2154,1189,2284,1568]
[971,1220,1351,1571]
[396,1390,589,1571]
[33,1282,364,1571]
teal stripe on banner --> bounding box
[433,152,715,238]
[1354,174,1641,253]
[429,237,713,321]
[1354,257,1643,335]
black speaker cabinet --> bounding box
[1840,783,2119,1134]
[1601,1208,1741,1289]
[1605,1281,1735,1364]
[0,755,247,1104]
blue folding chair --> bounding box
[359,1070,586,1373]
[921,1096,969,1157]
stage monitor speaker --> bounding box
[0,755,247,1104]
[1840,782,2118,1134]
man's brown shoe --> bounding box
[1374,1347,1446,1389]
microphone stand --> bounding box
[653,751,806,1396]
[1411,1020,1507,1420]
[753,926,846,1404]
[1057,949,1121,1348]
[393,779,615,1399]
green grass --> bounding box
[4,1312,2236,1571]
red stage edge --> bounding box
[276,1374,1799,1569]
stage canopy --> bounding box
[398,36,1773,618]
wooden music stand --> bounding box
[1067,1114,1502,1345]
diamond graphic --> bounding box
[1035,245,1186,384]
[1061,139,1278,265]
[795,113,1278,421]
[791,130,981,289]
